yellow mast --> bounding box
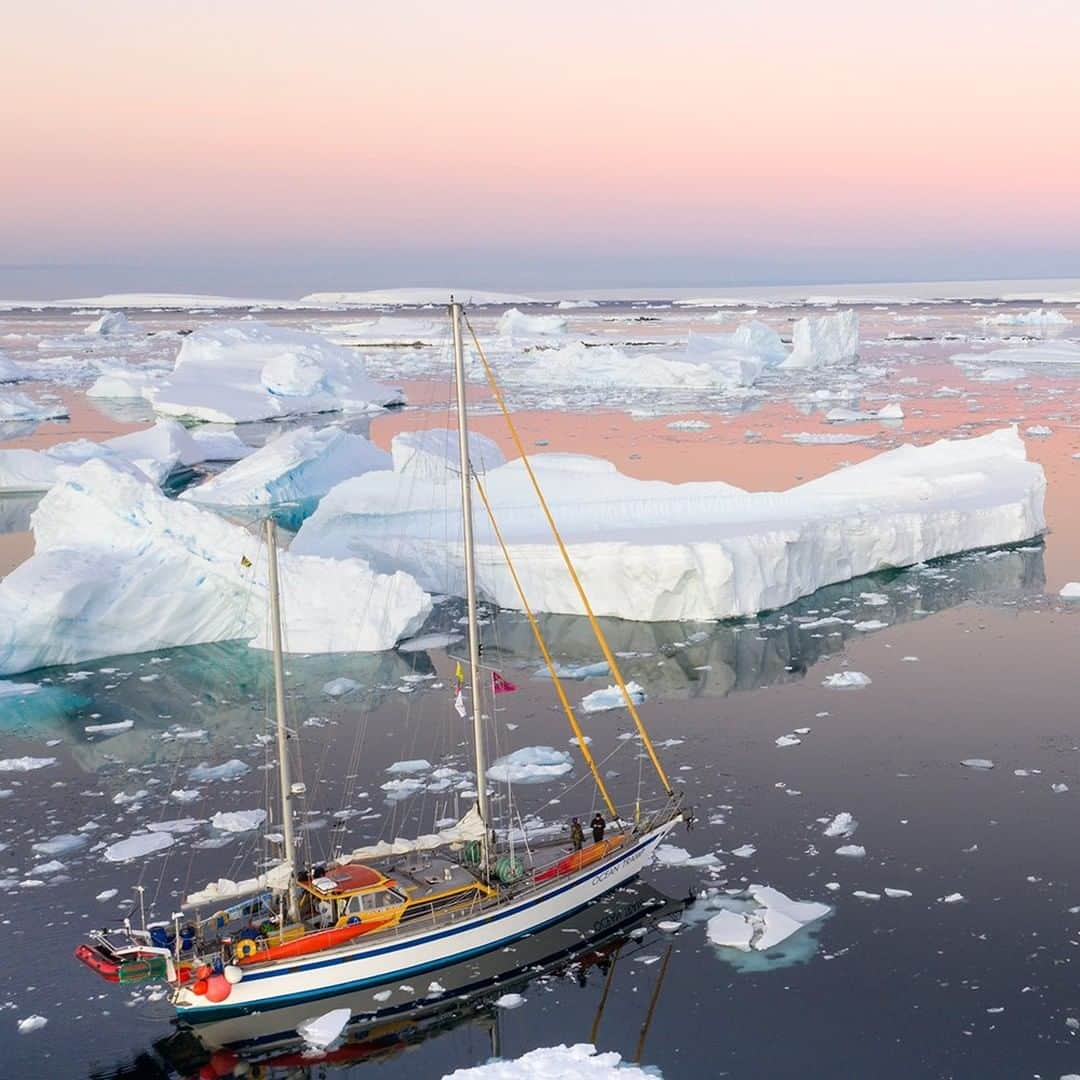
[464,314,675,797]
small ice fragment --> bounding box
[17,1015,47,1034]
[372,990,392,1002]
[775,734,801,747]
[96,888,119,901]
[835,845,866,858]
[730,844,757,858]
[494,993,526,1009]
[322,677,359,696]
[941,893,966,903]
[1060,582,1080,599]
[884,888,912,899]
[961,759,995,770]
[1053,783,1069,794]
[296,1007,350,1050]
[190,759,249,782]
[824,812,857,838]
[657,920,682,932]
[852,891,881,900]
[822,672,871,689]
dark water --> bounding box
[2,549,1079,1078]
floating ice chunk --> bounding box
[877,403,904,420]
[0,391,67,422]
[321,316,440,344]
[853,620,888,631]
[397,631,463,653]
[860,593,889,606]
[372,990,392,1002]
[296,1007,350,1050]
[748,885,830,926]
[391,428,505,481]
[211,809,266,832]
[961,758,995,770]
[84,719,134,735]
[32,834,87,856]
[171,788,201,802]
[824,812,857,838]
[775,734,801,747]
[380,777,425,800]
[653,844,692,866]
[852,890,881,901]
[0,460,431,675]
[494,993,526,1009]
[884,888,912,898]
[497,308,567,340]
[322,677,359,696]
[0,756,56,771]
[16,1015,47,1035]
[0,353,29,383]
[489,746,573,784]
[190,759,249,782]
[730,844,757,858]
[386,759,431,775]
[1060,583,1080,599]
[145,321,403,423]
[181,425,388,510]
[784,432,868,445]
[780,310,859,370]
[823,672,871,689]
[666,419,711,431]
[1052,782,1070,794]
[96,888,118,901]
[581,681,646,713]
[557,299,598,309]
[0,681,40,699]
[941,892,965,903]
[442,1043,659,1079]
[295,427,1043,624]
[706,910,755,951]
[989,308,1069,327]
[1025,425,1052,437]
[835,844,866,858]
[104,831,174,862]
[951,340,1080,366]
[84,311,136,336]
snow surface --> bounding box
[0,418,249,494]
[181,425,388,509]
[94,321,404,423]
[293,426,1044,623]
[0,459,431,676]
[442,1043,660,1079]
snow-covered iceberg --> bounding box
[293,426,1045,622]
[180,425,388,510]
[780,310,859,370]
[0,419,249,494]
[91,321,404,423]
[0,459,431,676]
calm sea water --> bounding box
[1,300,1079,1077]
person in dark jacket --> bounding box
[570,817,584,850]
[591,813,606,844]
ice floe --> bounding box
[211,809,266,832]
[293,426,1044,622]
[0,459,431,675]
[180,424,388,510]
[0,756,56,771]
[487,746,573,784]
[442,1043,660,1079]
[580,681,646,713]
[822,672,872,689]
[0,418,249,494]
[705,884,830,953]
[0,391,67,422]
[104,831,175,862]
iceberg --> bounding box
[0,392,67,422]
[497,308,567,339]
[84,311,137,336]
[780,310,859,370]
[106,321,405,423]
[0,418,250,494]
[488,746,573,784]
[180,425,388,509]
[0,459,431,676]
[292,426,1045,623]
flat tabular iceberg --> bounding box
[180,425,389,509]
[0,459,431,676]
[293,426,1045,622]
[92,321,404,423]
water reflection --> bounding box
[97,880,685,1079]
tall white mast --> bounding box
[265,517,300,919]
[451,300,491,868]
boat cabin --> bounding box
[298,865,407,926]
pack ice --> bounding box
[180,425,389,509]
[0,459,431,676]
[0,418,249,494]
[91,321,404,423]
[293,426,1045,622]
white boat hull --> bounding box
[176,818,678,1020]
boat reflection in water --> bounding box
[144,880,684,1078]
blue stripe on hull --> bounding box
[180,829,664,1023]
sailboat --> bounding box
[74,301,684,1020]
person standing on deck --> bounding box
[591,813,606,844]
[570,817,585,851]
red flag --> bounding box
[491,671,517,695]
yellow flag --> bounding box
[240,555,252,568]
[454,661,464,684]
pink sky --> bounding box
[2,0,1078,293]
